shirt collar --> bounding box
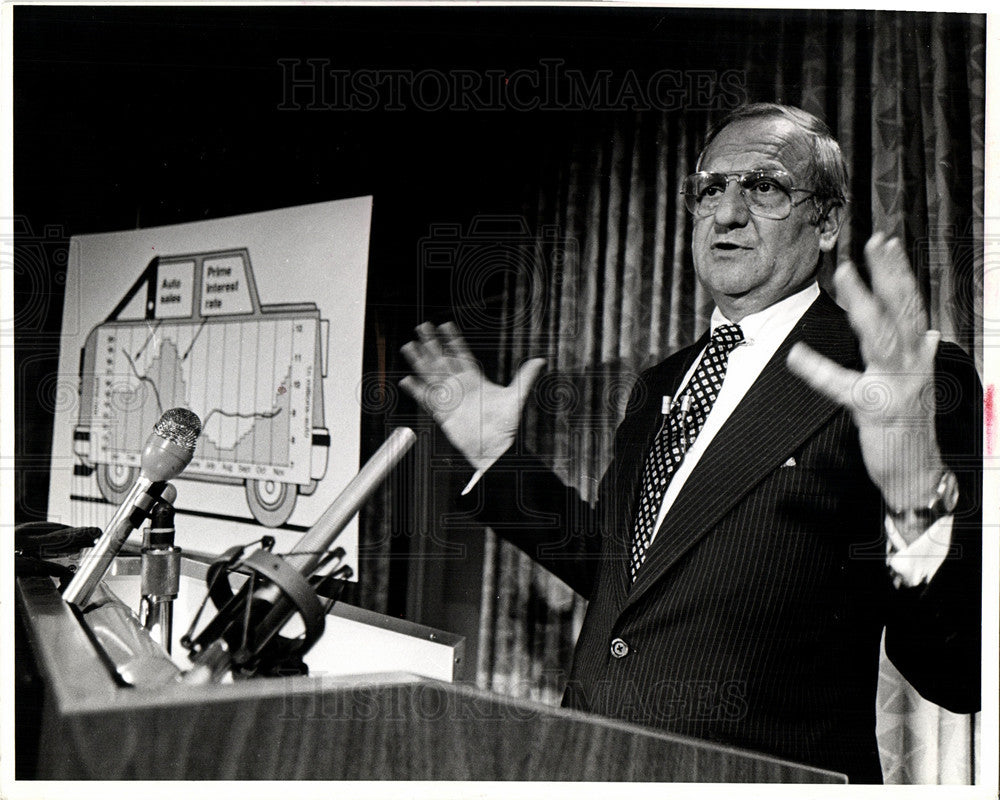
[710,282,820,344]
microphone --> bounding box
[63,408,202,608]
[184,426,417,682]
[284,426,417,577]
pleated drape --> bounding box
[470,10,984,785]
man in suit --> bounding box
[400,103,981,783]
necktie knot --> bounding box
[711,323,744,353]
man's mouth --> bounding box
[711,242,751,251]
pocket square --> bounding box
[781,456,797,468]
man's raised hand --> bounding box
[786,232,947,533]
[400,322,546,471]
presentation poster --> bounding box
[47,197,372,578]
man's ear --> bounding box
[817,203,843,252]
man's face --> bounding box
[691,116,839,321]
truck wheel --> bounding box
[246,479,297,528]
[95,463,139,505]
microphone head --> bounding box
[154,408,202,452]
[142,408,203,482]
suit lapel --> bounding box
[623,292,860,612]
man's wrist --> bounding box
[887,469,960,546]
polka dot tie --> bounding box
[629,323,744,581]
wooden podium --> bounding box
[16,576,845,783]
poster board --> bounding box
[46,197,372,578]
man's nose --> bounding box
[712,181,750,228]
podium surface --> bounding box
[16,575,846,783]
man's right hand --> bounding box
[400,322,546,471]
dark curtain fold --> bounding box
[468,10,983,784]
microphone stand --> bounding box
[139,500,181,655]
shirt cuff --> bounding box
[461,468,487,496]
[459,451,508,495]
[885,514,954,588]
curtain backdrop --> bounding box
[471,11,984,785]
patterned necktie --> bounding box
[629,323,744,580]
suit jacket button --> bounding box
[610,638,629,658]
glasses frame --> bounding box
[681,170,817,220]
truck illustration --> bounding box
[73,248,330,527]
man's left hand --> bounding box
[786,232,947,542]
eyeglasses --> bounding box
[681,170,816,220]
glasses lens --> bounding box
[737,171,793,219]
[683,173,727,216]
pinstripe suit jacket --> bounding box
[467,291,982,783]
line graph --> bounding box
[93,316,318,482]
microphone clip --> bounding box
[183,544,329,679]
